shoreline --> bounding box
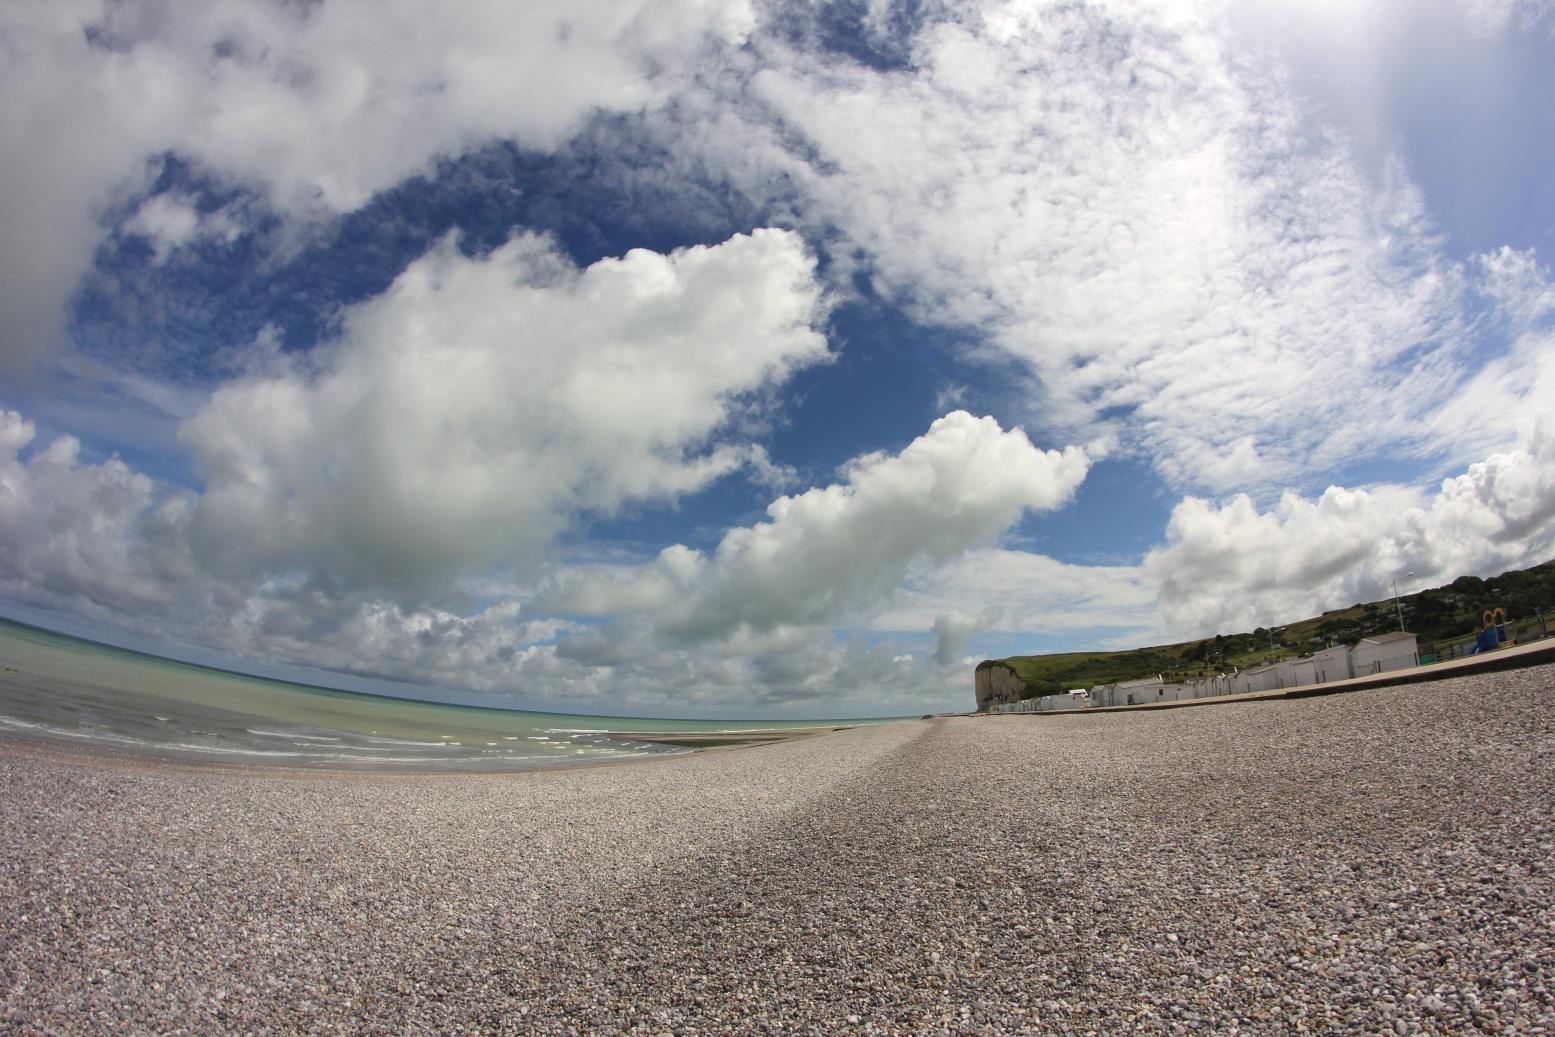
[4,664,1552,1034]
[0,727,781,782]
[0,616,888,775]
[603,725,847,748]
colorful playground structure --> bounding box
[1472,607,1514,654]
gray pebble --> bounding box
[4,663,1555,1034]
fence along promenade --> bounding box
[989,633,1555,715]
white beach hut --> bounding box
[1312,644,1353,684]
[1349,631,1419,676]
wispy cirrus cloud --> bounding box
[650,1,1548,500]
[1456,0,1555,35]
[874,547,1165,650]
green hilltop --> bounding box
[981,559,1555,700]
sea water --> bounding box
[0,618,868,771]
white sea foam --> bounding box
[361,735,454,747]
[171,742,310,758]
[5,707,649,771]
[248,728,342,743]
[2,716,188,753]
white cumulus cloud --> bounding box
[122,191,246,265]
[548,410,1090,640]
[1144,419,1555,635]
[0,0,754,371]
[180,228,830,599]
[0,408,590,696]
[0,411,195,616]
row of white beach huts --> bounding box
[992,630,1421,714]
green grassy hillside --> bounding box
[982,559,1555,700]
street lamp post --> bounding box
[1391,571,1415,632]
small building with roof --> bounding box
[1349,631,1419,676]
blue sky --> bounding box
[2,0,1553,718]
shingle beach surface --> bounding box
[3,664,1553,1035]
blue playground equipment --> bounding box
[1471,607,1512,654]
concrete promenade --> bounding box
[1073,636,1555,715]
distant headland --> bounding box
[975,558,1553,710]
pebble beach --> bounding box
[3,664,1553,1035]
